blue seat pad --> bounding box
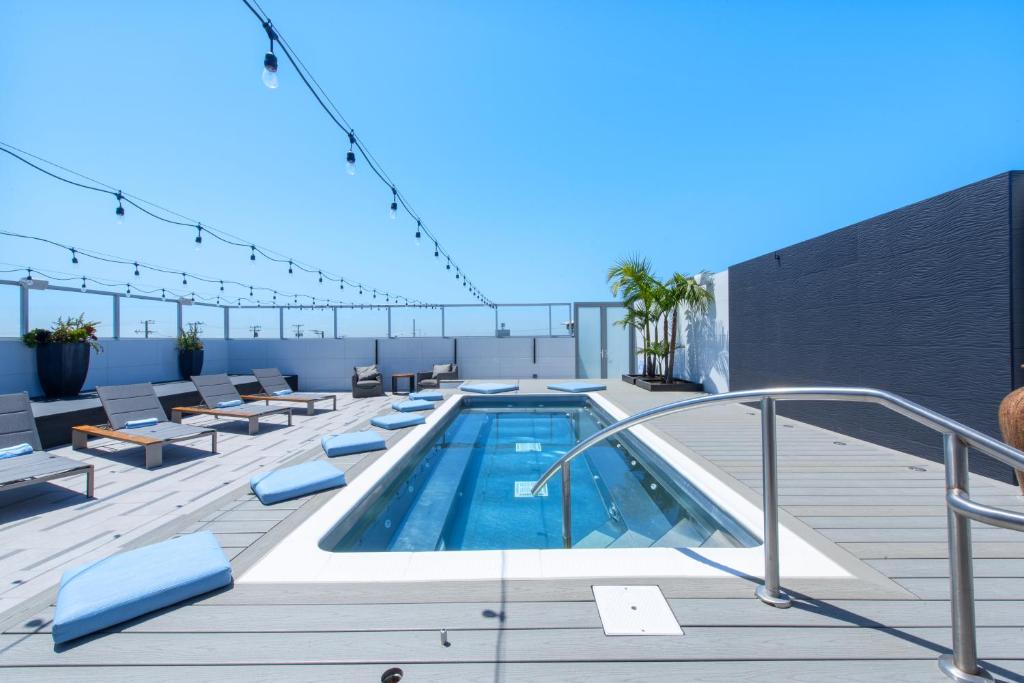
[461,383,518,394]
[52,530,232,644]
[321,430,386,457]
[371,413,426,430]
[409,391,443,401]
[250,461,347,505]
[547,381,607,393]
[393,399,434,412]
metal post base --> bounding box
[755,585,793,608]
[938,655,993,682]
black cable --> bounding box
[239,0,493,305]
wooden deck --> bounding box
[1,380,1023,681]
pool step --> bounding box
[585,446,673,542]
[388,447,474,551]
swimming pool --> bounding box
[243,391,850,583]
[326,396,757,552]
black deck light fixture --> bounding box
[346,132,357,175]
[133,262,140,277]
[194,224,203,249]
[70,248,78,265]
[433,242,439,258]
[318,270,323,284]
[219,281,225,292]
[125,283,132,298]
[262,21,279,89]
[182,273,188,286]
[114,191,125,222]
[160,288,166,300]
[415,221,422,245]
[288,260,294,275]
[250,245,257,263]
[80,277,87,291]
[389,187,398,219]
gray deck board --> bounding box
[1,380,1022,681]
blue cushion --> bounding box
[393,399,434,412]
[371,413,426,430]
[250,461,347,505]
[216,399,243,409]
[321,430,386,457]
[123,417,159,429]
[0,442,33,459]
[547,381,607,393]
[461,383,518,394]
[272,389,293,396]
[409,391,443,401]
[52,531,232,644]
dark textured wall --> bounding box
[730,172,1021,482]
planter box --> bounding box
[621,374,636,385]
[633,377,704,393]
[178,349,205,380]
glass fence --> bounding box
[0,279,574,340]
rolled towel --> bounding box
[216,399,243,409]
[0,442,33,459]
[123,418,159,429]
[272,389,293,396]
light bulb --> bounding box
[71,248,79,265]
[80,278,87,291]
[195,225,203,251]
[346,150,356,175]
[389,201,397,219]
[262,52,279,89]
[115,192,125,223]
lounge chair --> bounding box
[73,384,217,469]
[416,363,459,389]
[243,368,337,415]
[352,365,385,398]
[174,374,293,435]
[0,392,94,497]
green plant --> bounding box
[607,257,713,383]
[22,314,102,352]
[176,323,204,351]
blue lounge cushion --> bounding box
[216,399,243,409]
[393,399,434,412]
[0,442,33,459]
[321,430,386,457]
[371,413,427,430]
[547,381,607,393]
[123,417,159,429]
[461,383,518,394]
[250,461,347,505]
[272,389,293,396]
[409,391,443,401]
[52,530,232,644]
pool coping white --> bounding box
[241,392,853,584]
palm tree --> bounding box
[607,256,658,375]
[661,272,713,382]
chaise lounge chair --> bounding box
[352,365,385,398]
[416,363,459,389]
[0,392,94,498]
[243,367,337,415]
[73,383,217,469]
[174,374,293,435]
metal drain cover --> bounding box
[592,585,683,636]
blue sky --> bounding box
[1,1,1022,337]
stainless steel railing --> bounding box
[531,387,1024,682]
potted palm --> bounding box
[22,314,102,398]
[176,323,205,379]
[607,256,713,391]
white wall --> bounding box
[0,335,576,396]
[673,269,730,393]
[0,338,229,395]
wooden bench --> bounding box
[170,405,292,435]
[240,393,337,416]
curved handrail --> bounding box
[532,386,1024,494]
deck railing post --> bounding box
[561,459,572,548]
[755,397,792,608]
[938,434,992,682]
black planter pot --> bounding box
[178,349,204,380]
[36,342,91,398]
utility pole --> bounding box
[412,318,417,338]
[249,325,261,338]
[291,324,304,338]
[135,320,157,338]
[309,329,325,339]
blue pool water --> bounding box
[328,396,757,552]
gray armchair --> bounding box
[416,363,459,389]
[352,365,385,398]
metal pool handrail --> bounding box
[531,387,1024,682]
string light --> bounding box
[288,260,293,275]
[80,277,86,291]
[237,1,493,305]
[115,191,125,222]
[195,224,203,249]
[0,143,478,304]
[133,262,140,277]
[415,221,422,245]
[346,132,356,175]
[261,21,279,89]
[70,248,79,265]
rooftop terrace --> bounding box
[1,380,1021,681]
